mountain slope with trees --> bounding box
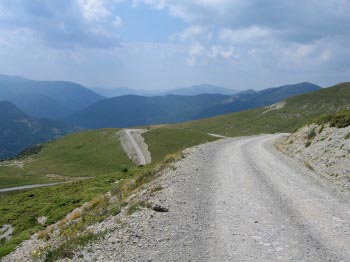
[67,82,320,128]
[0,101,68,159]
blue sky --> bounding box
[0,0,349,90]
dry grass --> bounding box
[150,185,163,193]
[305,162,314,171]
[164,151,183,163]
[67,210,83,221]
[85,196,106,211]
[37,226,53,240]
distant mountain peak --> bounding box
[0,74,104,120]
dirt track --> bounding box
[62,135,350,261]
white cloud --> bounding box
[78,0,110,22]
[186,42,239,66]
[178,25,205,41]
[210,45,239,60]
[219,26,273,44]
[112,16,123,28]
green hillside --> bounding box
[143,128,218,163]
[0,128,142,257]
[0,129,133,188]
[175,83,350,136]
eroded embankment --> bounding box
[277,124,350,191]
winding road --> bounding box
[124,129,149,165]
[80,134,350,261]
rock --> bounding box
[152,204,169,213]
[37,216,47,225]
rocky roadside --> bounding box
[2,137,219,262]
[277,124,350,192]
[58,141,219,261]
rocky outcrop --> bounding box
[277,124,350,191]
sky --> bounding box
[0,0,349,90]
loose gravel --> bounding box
[62,134,350,262]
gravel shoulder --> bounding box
[65,134,350,262]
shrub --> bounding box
[313,110,350,128]
[345,133,350,139]
[305,141,312,148]
[307,129,317,140]
[318,125,324,134]
[150,185,163,193]
[126,203,140,215]
[110,206,121,216]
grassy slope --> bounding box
[0,175,120,256]
[0,128,143,257]
[0,129,133,188]
[176,83,350,136]
[143,128,218,163]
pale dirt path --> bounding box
[125,129,147,165]
[63,135,350,261]
[207,133,227,138]
[0,182,65,193]
[119,129,151,166]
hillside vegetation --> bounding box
[0,128,142,257]
[143,128,218,163]
[175,83,350,136]
[0,101,68,159]
[0,129,133,188]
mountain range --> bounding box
[179,82,350,136]
[90,84,241,97]
[0,74,104,119]
[66,82,321,128]
[0,74,323,158]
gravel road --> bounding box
[119,129,151,166]
[0,183,64,193]
[66,134,350,261]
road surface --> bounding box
[0,183,64,193]
[125,129,148,165]
[62,134,350,261]
[208,133,227,138]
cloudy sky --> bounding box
[0,0,349,90]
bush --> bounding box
[313,110,350,128]
[307,129,317,140]
[305,141,312,148]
